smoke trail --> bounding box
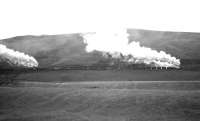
[83,29,180,68]
[0,44,38,68]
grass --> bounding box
[0,81,200,121]
[17,70,200,82]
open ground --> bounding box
[1,78,200,121]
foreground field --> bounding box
[0,81,200,121]
[17,70,200,82]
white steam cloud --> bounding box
[0,44,38,68]
[83,29,180,69]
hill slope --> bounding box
[0,34,104,67]
[0,29,200,67]
[128,29,200,59]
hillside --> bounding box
[128,29,200,59]
[0,34,105,67]
[0,29,200,67]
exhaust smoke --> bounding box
[83,29,180,69]
[0,44,38,68]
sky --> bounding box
[0,0,200,39]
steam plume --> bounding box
[0,44,38,68]
[83,29,180,68]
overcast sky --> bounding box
[0,0,200,39]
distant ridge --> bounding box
[128,29,200,59]
[0,29,200,67]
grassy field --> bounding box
[17,70,200,82]
[0,81,200,121]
